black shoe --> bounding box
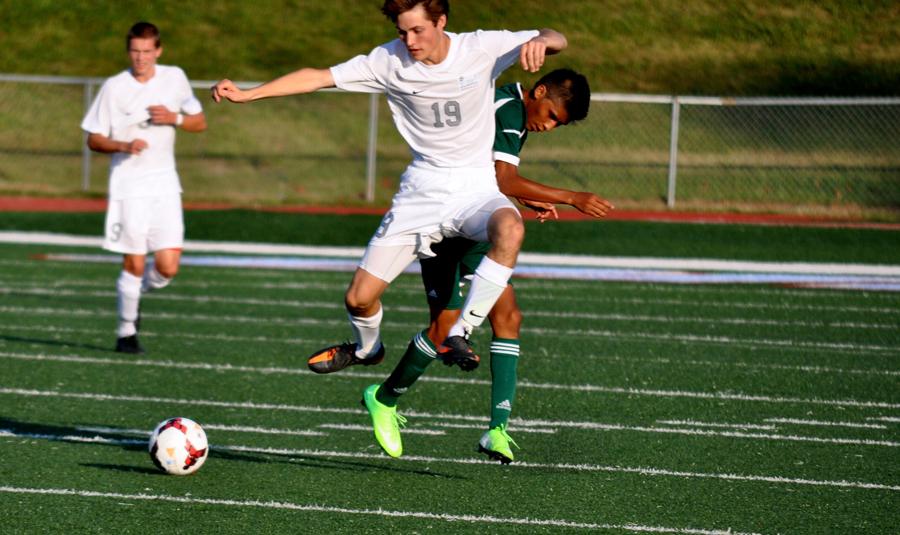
[307,342,385,374]
[437,335,480,371]
[115,334,145,354]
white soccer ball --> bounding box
[148,417,209,475]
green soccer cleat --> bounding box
[361,384,406,458]
[477,424,519,464]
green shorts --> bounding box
[419,237,491,310]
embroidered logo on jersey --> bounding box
[495,399,512,411]
[458,75,479,91]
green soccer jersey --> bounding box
[419,83,526,309]
[492,83,529,167]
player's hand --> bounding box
[519,37,548,73]
[210,79,249,103]
[147,105,176,125]
[124,139,148,154]
[517,197,558,223]
[572,192,615,218]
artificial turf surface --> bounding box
[0,214,898,533]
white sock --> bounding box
[116,270,143,338]
[349,305,383,358]
[449,256,513,338]
[142,265,171,293]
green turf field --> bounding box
[1,214,898,533]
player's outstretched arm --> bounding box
[211,68,335,104]
[495,160,614,218]
[519,29,567,73]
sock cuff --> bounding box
[474,256,513,287]
[119,270,142,284]
[413,330,437,357]
[143,265,172,292]
[117,270,143,295]
[349,306,383,328]
[490,339,520,357]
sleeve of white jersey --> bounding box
[330,45,390,94]
[176,68,203,115]
[80,79,112,135]
[477,29,541,80]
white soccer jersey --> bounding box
[81,65,202,200]
[330,30,539,169]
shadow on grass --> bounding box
[212,447,461,480]
[0,333,111,353]
[0,417,462,480]
[81,463,161,476]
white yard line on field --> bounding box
[867,416,900,423]
[76,424,328,438]
[7,241,900,290]
[1,387,898,447]
[0,428,897,494]
[2,323,898,375]
[0,324,326,347]
[581,354,900,377]
[0,486,760,535]
[2,304,897,354]
[3,276,898,316]
[2,352,898,410]
[429,421,558,434]
[5,285,897,331]
[3,230,897,276]
[763,418,888,430]
[316,423,445,435]
[656,420,777,431]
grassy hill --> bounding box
[1,0,898,96]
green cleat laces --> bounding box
[477,424,519,464]
[361,384,406,458]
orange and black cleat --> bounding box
[307,342,385,374]
[437,335,480,371]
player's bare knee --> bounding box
[507,306,523,333]
[490,211,525,251]
[344,289,375,316]
[156,265,179,279]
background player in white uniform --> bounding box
[81,22,206,354]
[211,0,566,371]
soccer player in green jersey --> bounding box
[359,68,614,462]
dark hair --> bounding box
[533,68,591,122]
[126,21,160,50]
[381,0,449,24]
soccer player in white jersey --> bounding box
[211,0,565,370]
[82,22,207,354]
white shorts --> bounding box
[103,194,184,255]
[359,162,519,283]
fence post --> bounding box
[365,93,379,202]
[666,96,680,208]
[81,81,94,192]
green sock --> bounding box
[489,337,519,428]
[376,330,437,407]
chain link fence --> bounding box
[1,74,898,219]
[524,94,900,218]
